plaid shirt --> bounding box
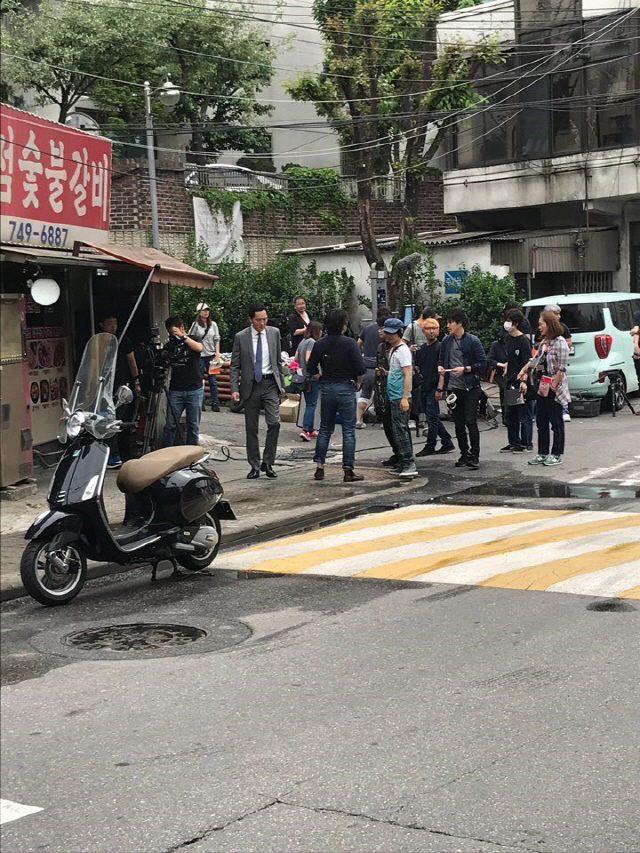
[538,336,571,407]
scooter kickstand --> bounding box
[150,561,160,583]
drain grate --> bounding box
[65,623,207,652]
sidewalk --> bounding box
[0,409,423,600]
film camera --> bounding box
[136,327,192,394]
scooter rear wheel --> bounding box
[20,540,87,606]
[176,513,221,572]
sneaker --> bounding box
[355,421,366,429]
[212,403,220,412]
[527,445,534,451]
[543,454,563,466]
[511,446,526,453]
[454,456,470,468]
[299,430,311,442]
[107,454,122,469]
[398,464,418,479]
[528,454,547,465]
[415,446,435,457]
[309,431,319,438]
[435,444,455,454]
[466,458,480,470]
[563,413,571,422]
[500,445,513,453]
[382,457,399,467]
[314,467,325,481]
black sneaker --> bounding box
[454,456,470,467]
[500,445,513,453]
[435,444,455,454]
[382,457,399,467]
[466,458,480,470]
[212,403,220,412]
[511,446,526,453]
[415,446,435,457]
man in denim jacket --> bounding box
[437,309,487,470]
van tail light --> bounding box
[594,334,612,359]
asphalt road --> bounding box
[1,408,639,853]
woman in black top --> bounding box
[287,296,311,355]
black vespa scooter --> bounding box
[21,333,234,606]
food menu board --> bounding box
[27,326,70,444]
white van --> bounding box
[523,293,640,408]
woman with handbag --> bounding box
[296,321,323,441]
[190,303,221,412]
[518,310,570,466]
[500,309,533,453]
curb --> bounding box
[1,480,421,603]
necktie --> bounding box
[254,331,263,382]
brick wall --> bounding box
[109,162,455,262]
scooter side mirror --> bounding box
[115,385,134,406]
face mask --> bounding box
[503,321,513,332]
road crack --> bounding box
[165,798,280,851]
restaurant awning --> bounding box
[77,241,217,288]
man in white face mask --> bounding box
[500,309,534,453]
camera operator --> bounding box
[161,315,204,447]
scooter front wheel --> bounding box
[20,540,87,606]
[176,513,221,572]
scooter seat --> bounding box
[116,446,205,494]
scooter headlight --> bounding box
[67,411,86,439]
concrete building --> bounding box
[439,0,640,297]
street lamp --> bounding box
[144,75,181,249]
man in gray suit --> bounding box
[230,303,285,479]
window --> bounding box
[609,301,635,331]
[551,71,583,155]
[527,304,605,333]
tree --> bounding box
[286,0,500,271]
[1,0,275,159]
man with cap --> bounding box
[382,318,418,479]
[539,304,572,422]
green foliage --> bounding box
[177,237,356,346]
[192,164,351,227]
[456,265,518,350]
[1,0,275,157]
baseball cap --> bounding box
[196,302,210,311]
[544,303,561,313]
[382,318,404,334]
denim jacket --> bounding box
[438,332,487,390]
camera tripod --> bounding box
[596,370,639,418]
[141,373,185,454]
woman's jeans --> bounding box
[536,393,565,456]
[313,382,357,469]
[505,400,534,449]
[302,379,319,432]
[200,356,219,406]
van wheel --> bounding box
[607,373,626,412]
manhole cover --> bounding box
[31,616,251,661]
[586,600,636,613]
[64,623,207,652]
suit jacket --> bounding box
[230,325,284,401]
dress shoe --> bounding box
[260,463,277,478]
[343,468,364,483]
[247,468,260,479]
[314,467,325,481]
[415,446,435,457]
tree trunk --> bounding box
[400,168,420,242]
[357,175,383,268]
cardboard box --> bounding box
[279,396,299,423]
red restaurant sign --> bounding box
[0,104,112,248]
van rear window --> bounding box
[527,304,605,333]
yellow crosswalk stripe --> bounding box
[354,514,639,581]
[616,584,640,599]
[229,504,479,557]
[478,541,640,590]
[244,509,574,576]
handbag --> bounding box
[504,386,524,406]
[289,373,310,394]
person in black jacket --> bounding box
[306,308,366,483]
[437,309,487,470]
[500,309,533,453]
[287,296,311,355]
[415,317,454,457]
